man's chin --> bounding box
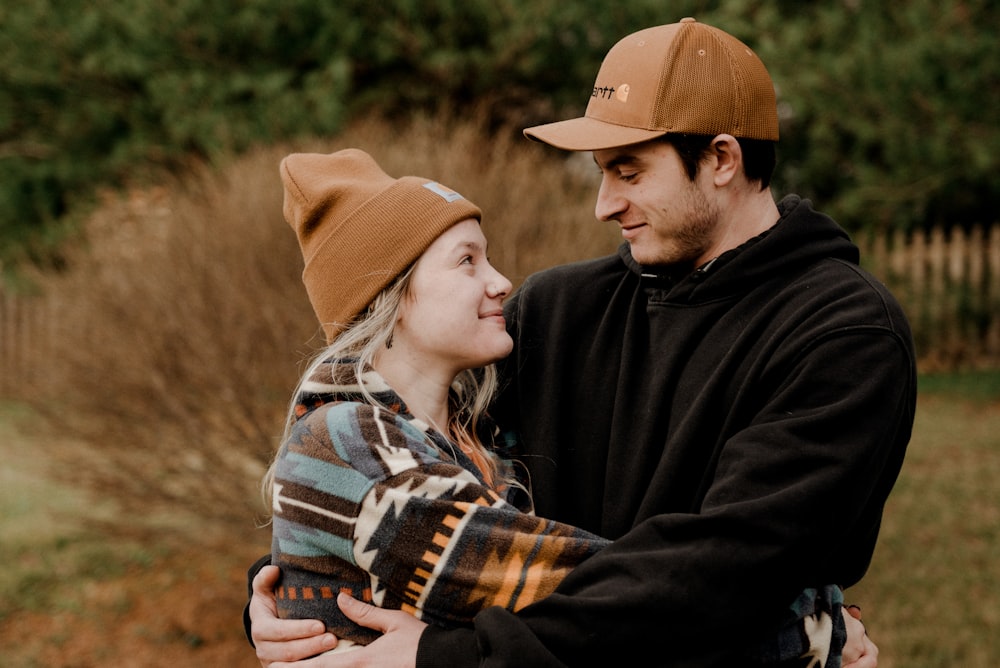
[628,242,665,266]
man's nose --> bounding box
[594,177,624,222]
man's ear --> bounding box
[710,134,741,187]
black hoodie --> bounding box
[418,195,916,667]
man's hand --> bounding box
[250,565,337,667]
[250,569,425,668]
[311,594,427,668]
[841,605,878,668]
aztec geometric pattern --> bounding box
[271,361,610,645]
[270,361,844,661]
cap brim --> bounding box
[523,116,669,151]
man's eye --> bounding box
[620,172,638,182]
[460,255,473,265]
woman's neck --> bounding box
[373,348,497,489]
[373,351,452,430]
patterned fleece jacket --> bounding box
[270,361,608,645]
[269,360,842,663]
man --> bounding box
[248,17,911,667]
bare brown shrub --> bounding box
[18,113,620,537]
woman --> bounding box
[263,149,857,662]
[267,149,609,652]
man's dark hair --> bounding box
[663,134,776,190]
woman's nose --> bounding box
[489,269,512,298]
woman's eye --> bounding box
[460,255,473,265]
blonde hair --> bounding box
[262,264,507,513]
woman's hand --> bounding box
[841,605,878,668]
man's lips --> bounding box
[620,222,645,239]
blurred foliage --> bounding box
[1,0,998,268]
[746,0,1000,234]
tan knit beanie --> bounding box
[280,149,482,343]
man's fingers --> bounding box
[256,634,338,665]
[251,614,328,643]
[841,605,879,668]
[338,593,427,636]
[862,633,879,663]
[249,564,337,664]
[327,595,425,668]
[253,565,282,596]
[337,593,392,632]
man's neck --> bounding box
[698,187,780,267]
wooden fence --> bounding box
[857,224,1000,371]
[1,224,999,395]
[1,288,52,395]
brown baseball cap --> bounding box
[524,18,779,151]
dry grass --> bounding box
[4,114,999,666]
[15,113,619,536]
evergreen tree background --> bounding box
[2,0,997,270]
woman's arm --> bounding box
[271,400,609,631]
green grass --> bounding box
[2,371,999,665]
[0,401,266,666]
[845,371,1000,667]
[0,402,159,621]
[918,369,1000,403]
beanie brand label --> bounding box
[423,182,465,203]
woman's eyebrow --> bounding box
[452,240,485,254]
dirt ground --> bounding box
[0,402,273,667]
[0,539,267,667]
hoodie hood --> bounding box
[619,195,859,303]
